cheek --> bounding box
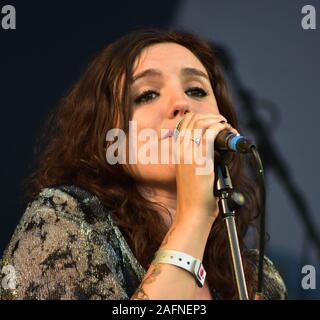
[191,96,220,115]
[131,106,162,131]
[211,95,220,113]
[204,96,220,114]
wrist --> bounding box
[174,206,217,229]
[152,249,207,287]
[161,218,213,260]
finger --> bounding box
[174,112,194,133]
[195,113,240,136]
[192,113,228,126]
[176,113,227,132]
[191,117,236,136]
[202,121,235,141]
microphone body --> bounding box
[215,130,255,153]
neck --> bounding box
[137,183,177,228]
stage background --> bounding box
[0,0,319,299]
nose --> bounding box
[166,93,191,119]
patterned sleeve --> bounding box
[0,190,128,300]
[246,250,288,300]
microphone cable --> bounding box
[250,145,266,299]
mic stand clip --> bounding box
[216,163,249,300]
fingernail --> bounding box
[174,118,184,142]
[175,117,184,131]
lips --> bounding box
[161,128,175,139]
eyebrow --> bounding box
[132,68,162,82]
[181,67,209,81]
[132,67,209,83]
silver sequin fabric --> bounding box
[0,185,287,300]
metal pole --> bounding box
[216,164,249,300]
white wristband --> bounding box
[152,249,206,288]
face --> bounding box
[127,42,220,191]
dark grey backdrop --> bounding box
[0,0,319,299]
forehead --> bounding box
[133,42,208,75]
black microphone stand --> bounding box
[216,163,248,300]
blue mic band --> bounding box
[230,135,242,151]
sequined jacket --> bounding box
[0,185,287,300]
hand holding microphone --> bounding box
[175,115,254,154]
[172,112,240,225]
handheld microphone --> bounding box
[215,130,255,153]
[174,118,255,153]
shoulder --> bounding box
[0,185,128,300]
[17,185,118,237]
[245,249,287,300]
[6,185,115,246]
[32,185,111,223]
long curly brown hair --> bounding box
[24,29,260,299]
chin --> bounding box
[138,164,177,188]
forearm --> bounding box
[131,218,213,300]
